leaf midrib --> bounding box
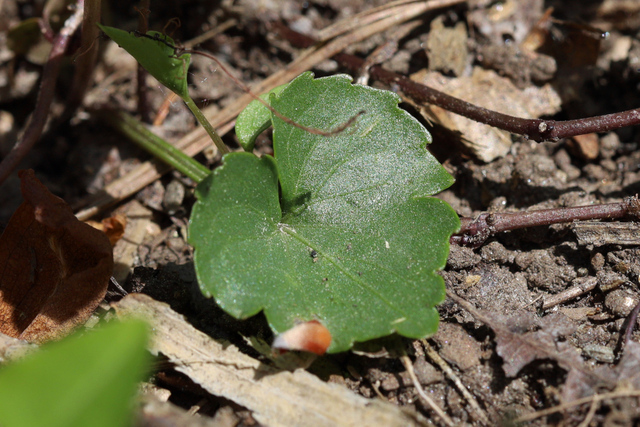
[278,224,409,319]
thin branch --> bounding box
[542,277,598,310]
[135,2,151,122]
[0,0,84,185]
[275,25,640,142]
[65,0,101,115]
[577,397,599,427]
[622,300,640,351]
[190,49,366,136]
[451,196,640,247]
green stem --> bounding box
[183,95,229,155]
[102,109,212,184]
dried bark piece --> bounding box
[411,67,561,162]
[114,293,425,427]
[0,170,113,343]
[573,222,640,247]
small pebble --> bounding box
[582,344,615,363]
[597,270,626,292]
[163,179,185,215]
[591,252,605,271]
[604,288,639,317]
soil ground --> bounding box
[2,0,640,425]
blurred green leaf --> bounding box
[0,320,150,427]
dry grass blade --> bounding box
[77,1,455,220]
[400,354,454,426]
[577,397,599,427]
[515,389,640,423]
[316,0,466,41]
[421,339,489,425]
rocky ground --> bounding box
[2,0,640,425]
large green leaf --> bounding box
[0,320,150,427]
[190,73,459,352]
[99,25,190,99]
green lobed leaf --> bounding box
[190,72,460,352]
[235,84,288,152]
[0,320,150,427]
[99,25,191,99]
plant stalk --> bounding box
[183,96,229,155]
[101,109,211,184]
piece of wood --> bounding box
[111,200,156,283]
[113,293,424,427]
[573,222,640,246]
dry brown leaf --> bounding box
[493,312,580,377]
[614,341,640,389]
[411,67,561,162]
[448,292,619,401]
[86,214,127,246]
[0,170,113,343]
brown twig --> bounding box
[184,49,365,138]
[64,0,101,116]
[275,25,640,142]
[135,2,152,122]
[133,31,366,139]
[451,196,640,247]
[0,0,84,186]
[622,299,640,352]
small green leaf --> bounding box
[235,84,288,152]
[190,73,460,352]
[0,320,150,427]
[99,24,190,99]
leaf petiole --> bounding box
[182,95,229,155]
